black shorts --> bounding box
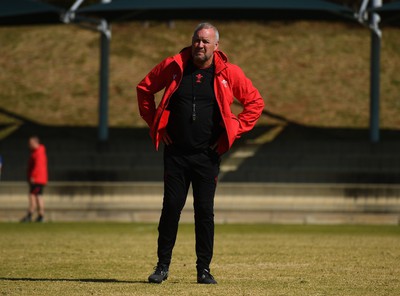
[30,184,45,195]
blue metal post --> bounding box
[98,21,110,142]
[370,0,382,143]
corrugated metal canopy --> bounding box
[78,0,355,22]
[0,0,63,26]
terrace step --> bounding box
[1,182,399,224]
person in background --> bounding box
[21,136,48,223]
[137,23,264,284]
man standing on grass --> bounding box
[21,136,48,223]
[137,23,264,284]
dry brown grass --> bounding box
[0,21,399,129]
[0,223,399,296]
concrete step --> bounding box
[221,168,400,183]
[1,182,399,224]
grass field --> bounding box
[1,21,400,129]
[0,223,399,296]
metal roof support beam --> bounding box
[369,0,382,143]
[62,0,112,143]
[357,0,382,143]
[61,0,85,23]
[357,0,370,23]
[98,19,111,143]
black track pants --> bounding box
[157,146,220,272]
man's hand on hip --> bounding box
[162,132,173,146]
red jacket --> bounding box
[137,47,265,155]
[28,144,48,185]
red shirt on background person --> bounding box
[21,136,48,223]
[28,139,48,185]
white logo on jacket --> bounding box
[221,79,228,88]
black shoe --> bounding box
[148,264,169,284]
[35,215,44,223]
[20,214,32,223]
[197,269,217,284]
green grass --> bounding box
[0,223,399,295]
[0,21,400,129]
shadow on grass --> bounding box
[0,277,148,284]
[0,106,39,126]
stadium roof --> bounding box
[77,0,355,22]
[0,0,64,26]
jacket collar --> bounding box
[174,46,228,74]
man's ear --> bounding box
[214,41,219,51]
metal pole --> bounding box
[98,20,110,142]
[370,0,382,143]
[98,0,112,143]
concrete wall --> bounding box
[1,182,399,224]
